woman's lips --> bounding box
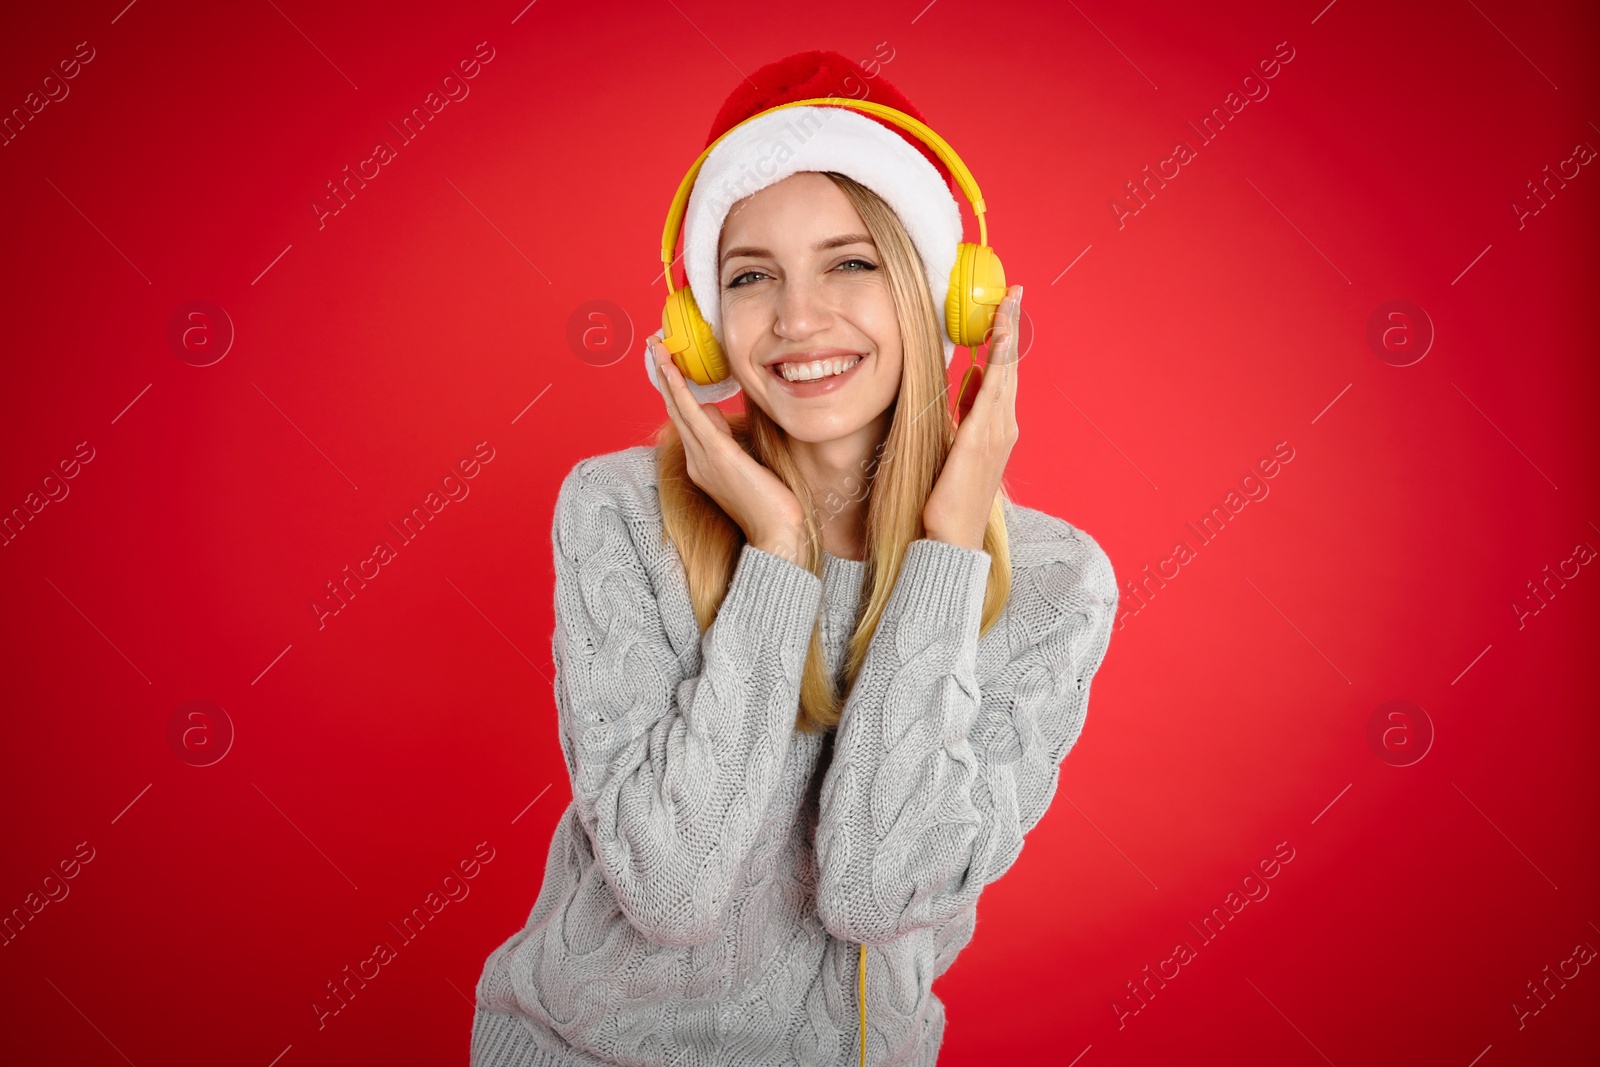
[768,353,868,396]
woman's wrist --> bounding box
[750,535,806,567]
[747,515,806,565]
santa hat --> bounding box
[644,50,965,404]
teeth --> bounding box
[778,356,860,382]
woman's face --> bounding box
[718,172,903,444]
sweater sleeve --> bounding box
[550,460,824,947]
[813,529,1117,945]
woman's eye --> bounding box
[726,259,877,288]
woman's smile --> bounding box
[767,351,869,397]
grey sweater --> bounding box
[472,445,1117,1066]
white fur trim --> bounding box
[672,106,961,401]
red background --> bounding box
[2,1,1596,1064]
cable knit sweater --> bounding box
[472,444,1117,1067]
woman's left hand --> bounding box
[923,284,1023,551]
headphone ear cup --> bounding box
[945,242,1008,348]
[662,286,729,386]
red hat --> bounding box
[703,50,959,199]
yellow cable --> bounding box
[858,941,867,1066]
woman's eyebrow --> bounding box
[720,233,875,265]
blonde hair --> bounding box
[653,171,1012,734]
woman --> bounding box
[473,51,1118,1067]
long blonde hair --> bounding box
[654,171,1013,734]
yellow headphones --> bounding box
[657,96,1006,402]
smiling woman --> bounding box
[724,230,875,392]
[473,49,1118,1067]
[715,173,910,446]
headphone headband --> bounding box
[659,97,989,294]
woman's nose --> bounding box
[773,275,833,338]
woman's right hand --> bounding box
[649,335,807,565]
